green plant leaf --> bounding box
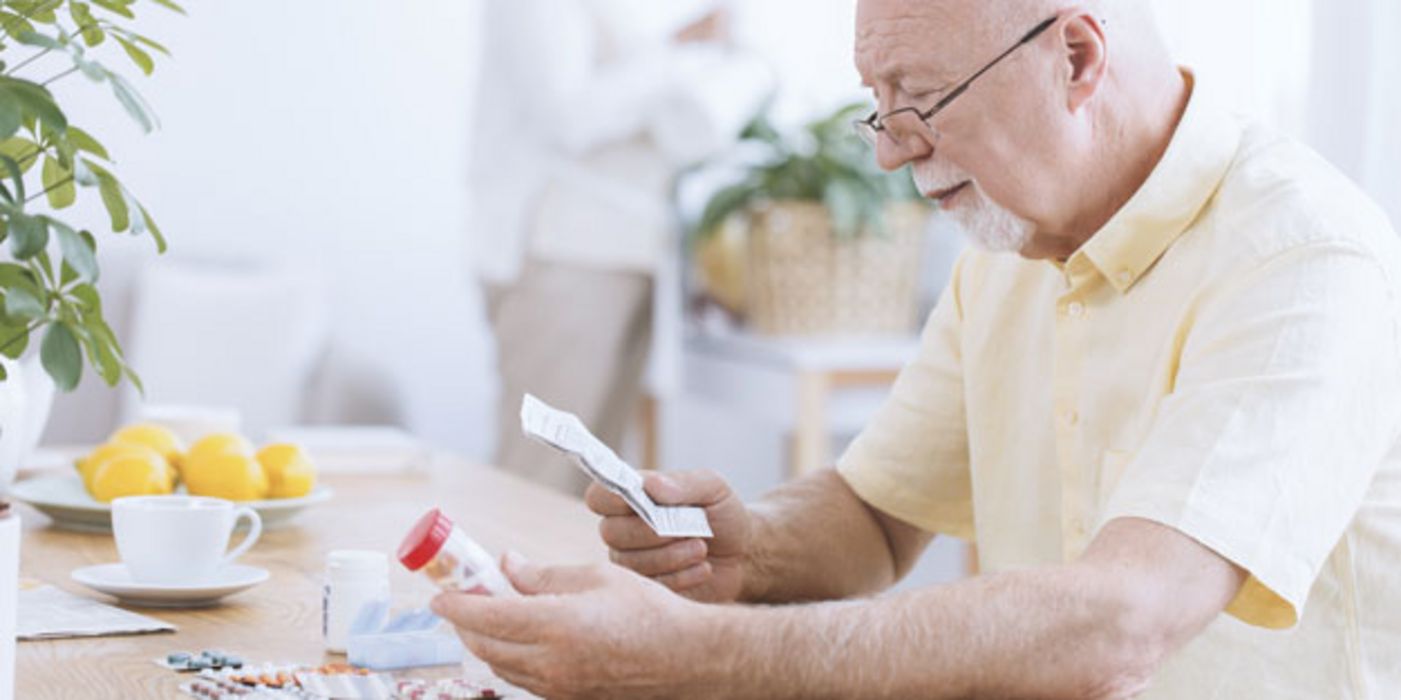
[125,191,145,234]
[137,202,165,252]
[0,154,24,202]
[69,2,104,46]
[66,126,109,160]
[59,230,96,285]
[99,177,128,230]
[0,77,67,134]
[107,73,156,132]
[114,36,153,75]
[8,212,48,259]
[0,137,41,175]
[128,31,170,56]
[0,98,21,141]
[52,220,97,283]
[42,154,76,208]
[146,0,186,15]
[79,323,121,385]
[0,263,41,296]
[33,250,56,287]
[71,289,122,385]
[71,157,97,186]
[40,321,81,390]
[122,364,144,394]
[91,0,136,19]
[0,264,42,360]
[3,285,44,319]
[0,316,29,360]
[695,179,760,239]
[7,0,61,24]
[73,52,108,82]
[70,282,102,313]
[0,11,37,41]
[84,159,129,231]
[15,29,61,49]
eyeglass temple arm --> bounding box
[928,15,1060,114]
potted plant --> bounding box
[686,102,931,336]
[0,0,179,489]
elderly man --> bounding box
[435,0,1401,697]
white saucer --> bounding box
[12,473,334,532]
[71,563,270,608]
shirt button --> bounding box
[1117,270,1133,286]
[1062,409,1079,426]
[1066,301,1085,318]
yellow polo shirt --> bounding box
[838,73,1401,698]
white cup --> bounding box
[112,496,261,585]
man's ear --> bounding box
[1060,12,1108,112]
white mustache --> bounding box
[912,162,973,196]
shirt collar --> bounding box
[1071,69,1243,293]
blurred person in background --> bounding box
[469,0,770,495]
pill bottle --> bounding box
[323,550,390,653]
[397,508,515,596]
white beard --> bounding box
[946,184,1036,253]
[913,162,1036,253]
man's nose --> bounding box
[874,127,935,171]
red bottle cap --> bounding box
[398,508,455,571]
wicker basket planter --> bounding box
[745,200,929,336]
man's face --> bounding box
[854,0,1062,255]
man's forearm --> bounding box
[738,470,911,603]
[704,563,1164,700]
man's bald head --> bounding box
[856,0,1166,70]
[854,0,1185,259]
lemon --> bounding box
[182,433,267,501]
[109,423,185,482]
[76,443,167,491]
[183,450,269,501]
[89,452,173,502]
[187,432,255,462]
[110,423,185,464]
[256,443,317,499]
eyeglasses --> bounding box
[853,15,1060,148]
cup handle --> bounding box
[221,506,262,568]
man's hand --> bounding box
[585,470,752,603]
[432,553,708,700]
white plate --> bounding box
[71,563,269,608]
[10,474,333,532]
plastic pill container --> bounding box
[397,508,515,596]
[323,550,390,654]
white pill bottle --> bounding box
[322,550,390,654]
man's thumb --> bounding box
[643,469,730,507]
[502,552,608,596]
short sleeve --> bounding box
[1100,242,1401,629]
[837,254,975,540]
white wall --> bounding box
[36,0,871,458]
[38,0,492,457]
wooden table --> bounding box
[14,456,607,699]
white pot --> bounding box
[0,355,57,495]
[1,508,19,700]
